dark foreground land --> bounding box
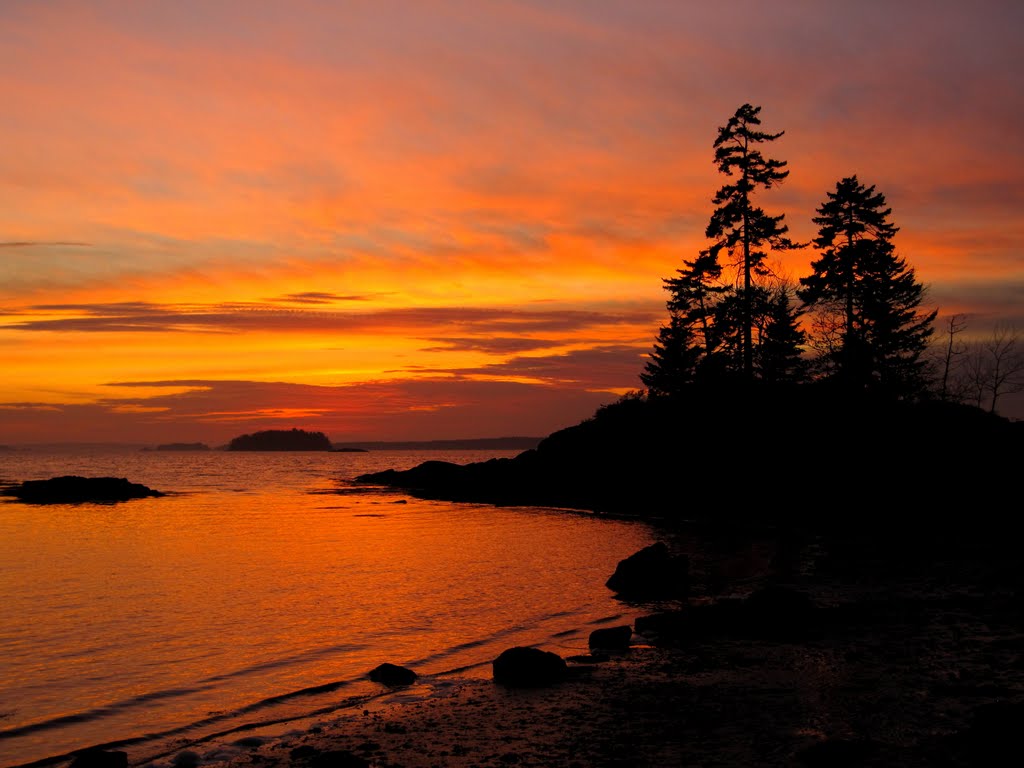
[69,391,1024,768]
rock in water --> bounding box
[368,662,418,686]
[492,646,567,688]
[2,475,165,504]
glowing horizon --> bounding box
[2,1,1022,443]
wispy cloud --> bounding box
[3,301,660,335]
[271,292,372,304]
[419,337,565,354]
[415,345,650,390]
[0,241,92,248]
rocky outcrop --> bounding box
[634,585,819,646]
[605,542,689,599]
[492,646,567,688]
[2,475,165,504]
[354,391,1023,529]
[368,663,418,687]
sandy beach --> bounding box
[132,529,1024,768]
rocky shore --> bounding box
[67,524,1024,768]
[50,392,1024,768]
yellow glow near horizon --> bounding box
[2,2,1022,440]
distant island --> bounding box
[227,428,332,451]
[152,442,211,452]
[331,436,542,451]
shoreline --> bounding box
[138,644,691,768]
[118,531,1024,768]
[18,522,1024,768]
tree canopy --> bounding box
[644,106,942,408]
[799,175,936,397]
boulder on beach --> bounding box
[2,475,165,504]
[589,622,626,651]
[588,625,633,651]
[368,662,418,687]
[492,646,567,688]
[605,542,689,598]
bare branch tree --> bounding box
[954,323,1024,415]
[934,313,969,401]
[983,323,1024,414]
[963,343,990,410]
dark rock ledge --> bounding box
[1,475,166,504]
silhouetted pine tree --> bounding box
[641,249,727,395]
[706,104,800,381]
[799,176,936,397]
[755,286,808,384]
[640,313,702,397]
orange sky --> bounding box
[2,0,1022,444]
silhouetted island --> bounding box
[153,442,211,451]
[227,428,332,451]
[1,475,165,504]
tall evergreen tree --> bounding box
[799,176,936,396]
[706,104,799,381]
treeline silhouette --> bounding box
[642,103,936,401]
[359,104,1022,535]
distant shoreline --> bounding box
[1,437,543,452]
[331,437,541,451]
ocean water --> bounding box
[0,448,658,768]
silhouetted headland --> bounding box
[357,386,1022,535]
[227,428,332,451]
[152,442,211,452]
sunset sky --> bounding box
[2,0,1022,444]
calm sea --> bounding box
[0,448,658,768]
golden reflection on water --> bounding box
[0,451,657,767]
